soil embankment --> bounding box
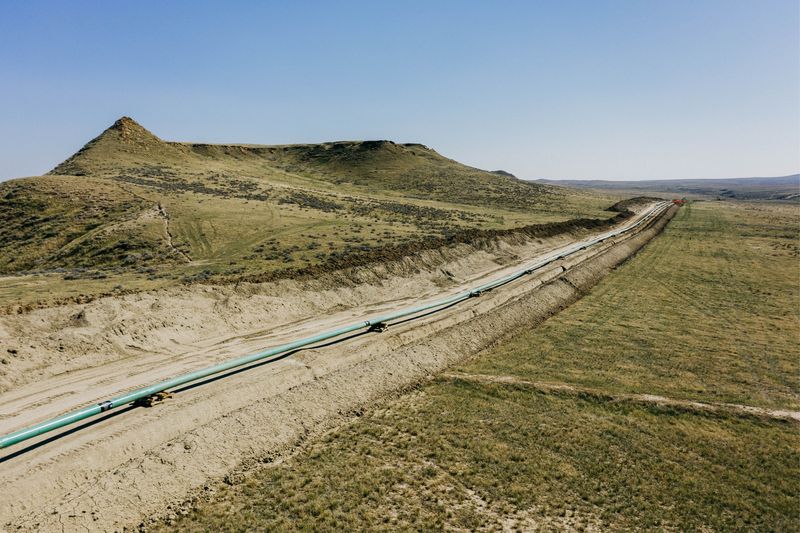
[0,214,633,394]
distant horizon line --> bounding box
[0,115,797,184]
[2,171,798,184]
[524,173,800,183]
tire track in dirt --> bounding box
[440,372,800,422]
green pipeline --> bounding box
[0,203,669,450]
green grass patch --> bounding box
[165,382,798,532]
[467,201,800,409]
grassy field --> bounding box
[0,118,619,308]
[540,174,800,201]
[469,200,800,410]
[161,201,800,532]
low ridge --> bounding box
[46,117,554,210]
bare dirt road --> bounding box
[0,203,673,532]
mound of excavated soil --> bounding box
[609,196,665,213]
[0,215,628,394]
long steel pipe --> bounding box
[0,202,670,450]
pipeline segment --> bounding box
[0,202,670,450]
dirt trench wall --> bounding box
[0,221,605,394]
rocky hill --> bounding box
[0,117,616,307]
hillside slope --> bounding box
[0,117,619,306]
[51,117,553,210]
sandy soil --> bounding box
[0,226,589,394]
[0,204,673,532]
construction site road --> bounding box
[0,202,674,532]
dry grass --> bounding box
[162,384,798,532]
[160,201,800,531]
[467,200,800,410]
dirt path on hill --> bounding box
[157,203,192,262]
[0,204,675,532]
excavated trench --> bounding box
[0,205,675,532]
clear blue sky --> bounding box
[1,0,798,181]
